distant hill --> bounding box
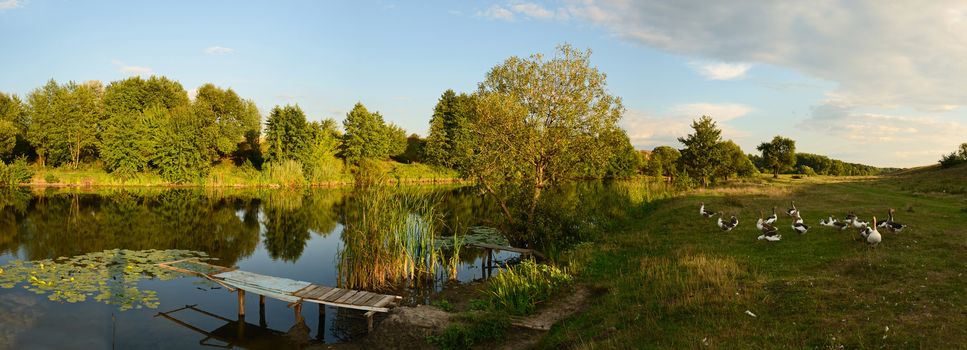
[884,162,967,195]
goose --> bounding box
[878,208,907,233]
[791,213,809,234]
[833,220,850,231]
[700,202,718,218]
[718,215,738,232]
[819,216,837,227]
[764,207,778,225]
[756,211,781,241]
[859,224,873,239]
[844,211,857,223]
[867,216,882,247]
[852,217,869,229]
[786,202,798,217]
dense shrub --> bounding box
[0,157,34,186]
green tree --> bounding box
[191,84,252,160]
[0,93,28,160]
[425,90,475,168]
[601,128,639,178]
[26,80,60,167]
[466,44,623,246]
[100,76,190,174]
[59,81,104,168]
[677,116,724,187]
[648,146,681,180]
[302,119,343,181]
[757,135,797,178]
[264,105,310,163]
[716,140,756,180]
[341,103,405,163]
[150,107,209,183]
[396,134,426,164]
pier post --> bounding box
[259,295,267,327]
[237,290,246,317]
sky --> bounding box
[2,0,966,168]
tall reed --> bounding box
[337,183,444,290]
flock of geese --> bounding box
[700,202,907,247]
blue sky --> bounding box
[3,0,966,168]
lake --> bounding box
[0,181,665,349]
[0,185,516,349]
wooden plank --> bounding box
[293,285,318,297]
[360,293,385,306]
[306,286,333,300]
[317,288,342,301]
[371,295,396,308]
[346,291,372,305]
[324,289,351,302]
[335,290,360,304]
[468,243,546,259]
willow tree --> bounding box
[466,44,624,246]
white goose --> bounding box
[852,216,869,229]
[756,211,781,241]
[877,208,907,233]
[820,216,837,227]
[786,202,799,217]
[700,202,718,218]
[764,207,778,225]
[791,213,809,234]
[717,215,739,232]
[867,216,882,247]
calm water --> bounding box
[0,186,511,349]
[0,181,663,349]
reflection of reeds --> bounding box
[337,185,443,290]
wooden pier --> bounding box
[158,259,401,332]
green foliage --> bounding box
[0,157,34,186]
[716,140,757,179]
[757,135,797,178]
[467,44,624,247]
[431,298,455,312]
[264,104,310,163]
[425,90,476,169]
[302,119,343,182]
[150,108,210,183]
[600,128,640,178]
[485,259,572,316]
[44,173,58,184]
[191,84,254,159]
[677,116,724,187]
[395,133,426,164]
[263,159,306,187]
[647,146,682,179]
[0,119,16,158]
[426,312,510,350]
[341,103,406,163]
[938,143,967,168]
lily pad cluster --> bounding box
[0,249,210,311]
[434,226,510,249]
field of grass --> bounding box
[541,171,966,348]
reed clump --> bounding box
[485,259,572,316]
[337,169,442,290]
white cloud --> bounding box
[0,0,20,10]
[801,102,967,167]
[621,103,752,149]
[111,60,153,76]
[690,61,752,80]
[563,0,967,111]
[478,5,515,21]
[511,3,555,19]
[204,46,234,55]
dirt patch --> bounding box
[354,284,596,349]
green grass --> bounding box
[540,172,967,349]
[426,311,511,350]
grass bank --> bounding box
[538,173,966,348]
[24,160,462,188]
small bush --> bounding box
[44,173,59,184]
[0,157,34,186]
[426,312,510,350]
[486,260,572,316]
[431,299,454,312]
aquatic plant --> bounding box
[485,259,572,316]
[0,249,210,310]
[337,184,443,290]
